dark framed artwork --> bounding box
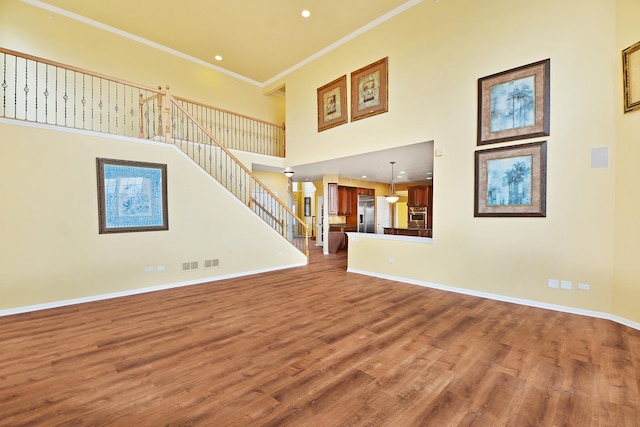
[317,75,348,132]
[474,141,547,217]
[350,57,388,122]
[304,196,311,217]
[623,41,640,113]
[96,158,168,233]
[478,59,550,145]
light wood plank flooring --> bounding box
[0,244,639,426]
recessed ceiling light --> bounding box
[301,10,311,18]
[214,55,223,61]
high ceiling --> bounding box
[24,0,432,184]
[28,0,420,85]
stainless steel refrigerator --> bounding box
[357,195,375,233]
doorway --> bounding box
[376,197,390,233]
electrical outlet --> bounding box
[144,267,153,273]
[548,279,559,289]
[157,266,165,271]
[578,283,590,290]
[561,280,572,290]
[387,258,394,264]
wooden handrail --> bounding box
[0,47,163,95]
[251,198,284,228]
[172,95,285,130]
[169,95,307,235]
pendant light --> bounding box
[385,161,399,203]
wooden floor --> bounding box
[1,244,639,426]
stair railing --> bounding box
[172,95,285,158]
[0,46,308,257]
[165,91,309,256]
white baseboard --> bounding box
[0,262,305,318]
[347,268,640,331]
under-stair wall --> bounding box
[0,120,306,313]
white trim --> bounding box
[20,0,261,87]
[263,0,423,86]
[347,268,640,331]
[346,231,433,244]
[22,0,423,87]
[0,262,306,318]
[0,117,169,146]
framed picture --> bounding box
[317,75,348,132]
[623,41,640,113]
[304,196,311,217]
[474,141,547,217]
[478,59,550,145]
[96,158,168,233]
[350,57,388,122]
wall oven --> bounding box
[408,206,427,229]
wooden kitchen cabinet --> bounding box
[357,187,374,196]
[327,183,338,215]
[337,186,355,215]
[408,185,431,207]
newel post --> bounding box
[161,85,173,143]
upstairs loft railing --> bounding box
[0,47,285,157]
[173,96,285,158]
[1,47,164,139]
[0,47,307,257]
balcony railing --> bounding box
[0,47,286,157]
[1,47,163,139]
[0,47,307,257]
[173,96,285,157]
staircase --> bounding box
[0,47,308,257]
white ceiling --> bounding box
[255,141,434,184]
[25,0,433,184]
[28,0,421,85]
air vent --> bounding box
[204,258,219,269]
[182,261,200,271]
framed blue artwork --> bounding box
[475,141,546,217]
[478,59,550,145]
[96,158,168,233]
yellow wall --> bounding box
[275,0,630,321]
[1,0,638,326]
[613,0,640,322]
[0,122,305,310]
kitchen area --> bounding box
[326,183,432,253]
[326,184,375,253]
[383,184,432,238]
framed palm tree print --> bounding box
[478,59,550,145]
[475,141,547,217]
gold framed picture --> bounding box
[474,141,547,217]
[623,41,640,113]
[317,75,348,132]
[350,57,388,122]
[478,59,550,145]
